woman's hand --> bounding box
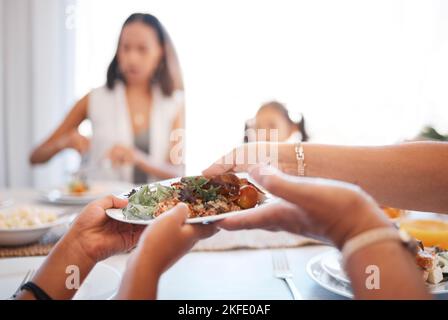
[221,165,430,300]
[56,130,90,155]
[107,144,146,168]
[217,165,391,248]
[107,144,184,180]
[116,203,218,299]
[203,142,298,177]
[66,196,146,263]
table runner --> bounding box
[0,227,320,257]
[0,225,67,258]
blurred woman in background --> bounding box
[30,13,185,184]
[244,101,308,143]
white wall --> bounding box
[0,0,5,187]
[3,0,33,187]
[30,0,77,188]
[1,0,76,188]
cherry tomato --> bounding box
[237,185,259,209]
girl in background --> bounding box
[244,101,309,143]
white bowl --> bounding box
[0,218,69,246]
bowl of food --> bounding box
[0,206,70,246]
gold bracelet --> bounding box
[294,142,306,176]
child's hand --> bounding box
[116,203,218,299]
[66,196,146,263]
[139,203,218,274]
[17,196,145,300]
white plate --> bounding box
[307,251,353,298]
[39,182,131,205]
[0,256,121,300]
[0,206,73,246]
[307,250,448,298]
[320,249,350,283]
[106,174,276,225]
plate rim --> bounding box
[38,181,129,204]
[306,251,354,299]
[39,190,103,203]
[320,249,351,284]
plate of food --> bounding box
[314,240,448,297]
[39,179,129,205]
[0,206,73,246]
[106,173,275,225]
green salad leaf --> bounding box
[180,176,220,202]
[123,184,176,220]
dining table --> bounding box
[1,187,447,300]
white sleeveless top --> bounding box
[87,81,184,183]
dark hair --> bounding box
[250,101,309,142]
[106,13,183,96]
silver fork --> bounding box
[10,269,35,299]
[272,251,303,300]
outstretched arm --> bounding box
[30,94,89,164]
[203,141,448,213]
